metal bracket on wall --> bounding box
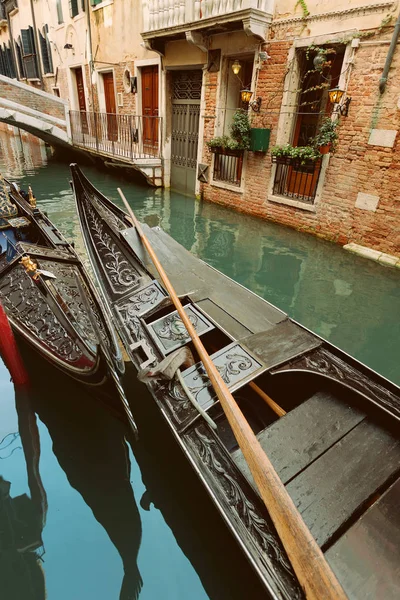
[197,164,209,183]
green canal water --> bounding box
[0,130,399,600]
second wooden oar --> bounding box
[118,188,347,600]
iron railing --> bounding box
[213,149,244,187]
[272,158,322,204]
[69,110,162,160]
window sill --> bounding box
[267,194,316,212]
[43,73,55,78]
[211,180,244,194]
[27,78,41,83]
[92,0,113,11]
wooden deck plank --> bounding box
[196,298,252,340]
[122,225,286,333]
[241,320,321,370]
[287,420,400,547]
[232,391,365,486]
[326,477,400,600]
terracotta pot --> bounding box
[319,143,331,154]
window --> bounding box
[69,0,79,18]
[91,0,103,5]
[271,46,345,205]
[0,43,16,79]
[56,0,64,24]
[39,25,53,74]
[20,27,39,80]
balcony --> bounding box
[142,0,274,52]
[70,111,163,186]
[272,158,322,205]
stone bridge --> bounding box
[0,75,71,147]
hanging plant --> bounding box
[311,118,339,153]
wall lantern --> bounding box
[241,88,252,104]
[64,43,73,50]
[232,60,241,75]
[328,86,352,117]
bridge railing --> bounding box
[69,110,162,160]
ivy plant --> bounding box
[311,118,339,151]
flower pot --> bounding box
[271,155,292,165]
[319,143,331,154]
[209,146,244,157]
[250,128,271,153]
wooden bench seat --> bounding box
[232,390,400,548]
[232,390,365,486]
[326,477,400,599]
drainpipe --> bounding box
[379,11,400,94]
[29,0,44,88]
[85,0,95,111]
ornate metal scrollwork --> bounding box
[0,265,83,363]
[186,425,301,599]
[84,197,141,295]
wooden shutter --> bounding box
[39,26,53,74]
[21,27,39,79]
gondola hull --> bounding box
[0,179,123,395]
[71,163,400,600]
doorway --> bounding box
[170,69,202,194]
[141,65,159,155]
[102,71,117,141]
[73,66,88,134]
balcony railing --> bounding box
[143,0,272,33]
[272,158,322,204]
[213,148,244,187]
[69,111,162,160]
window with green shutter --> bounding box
[20,27,39,80]
[69,0,79,18]
[56,0,64,24]
[39,25,53,75]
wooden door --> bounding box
[141,66,158,154]
[75,67,88,134]
[103,72,117,141]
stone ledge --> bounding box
[267,194,316,212]
[344,243,400,268]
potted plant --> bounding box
[271,144,321,165]
[207,109,251,155]
[312,117,339,154]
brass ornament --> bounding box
[20,255,39,280]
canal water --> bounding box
[0,129,399,600]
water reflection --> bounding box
[29,370,143,600]
[0,387,47,600]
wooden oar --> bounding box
[118,188,347,600]
[249,381,286,417]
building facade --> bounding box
[0,0,399,257]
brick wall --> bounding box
[0,76,67,123]
[201,28,400,258]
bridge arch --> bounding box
[0,75,71,147]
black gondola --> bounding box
[71,163,400,600]
[0,175,130,417]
